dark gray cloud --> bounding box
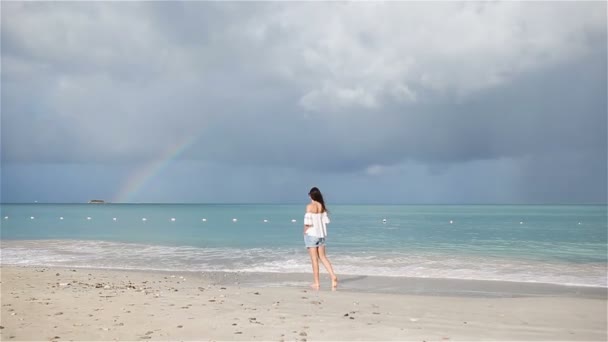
[1,1,606,203]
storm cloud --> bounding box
[1,1,606,203]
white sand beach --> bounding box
[0,266,606,341]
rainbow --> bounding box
[113,134,199,203]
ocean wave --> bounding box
[1,239,606,287]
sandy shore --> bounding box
[0,266,606,341]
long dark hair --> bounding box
[308,187,328,213]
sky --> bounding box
[1,1,606,204]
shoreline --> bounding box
[3,235,606,289]
[1,265,607,341]
[4,263,608,298]
[2,264,606,299]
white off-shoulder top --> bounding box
[304,212,330,238]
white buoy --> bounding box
[291,219,297,223]
[171,218,176,222]
[232,218,238,222]
[449,220,453,224]
[263,219,268,223]
[142,218,147,222]
[113,217,117,221]
[87,217,92,220]
[202,218,207,222]
[519,221,523,225]
[30,216,35,220]
[59,217,64,220]
[382,218,387,223]
[3,216,8,220]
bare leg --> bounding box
[318,246,338,288]
[307,247,320,289]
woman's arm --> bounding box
[303,204,313,234]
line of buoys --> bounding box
[9,216,300,223]
[6,216,585,227]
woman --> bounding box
[303,187,338,289]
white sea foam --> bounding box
[1,239,606,287]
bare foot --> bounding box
[331,277,338,288]
[310,283,320,290]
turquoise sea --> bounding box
[1,204,606,287]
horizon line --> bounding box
[1,201,607,206]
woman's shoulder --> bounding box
[306,202,322,213]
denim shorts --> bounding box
[304,234,326,248]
